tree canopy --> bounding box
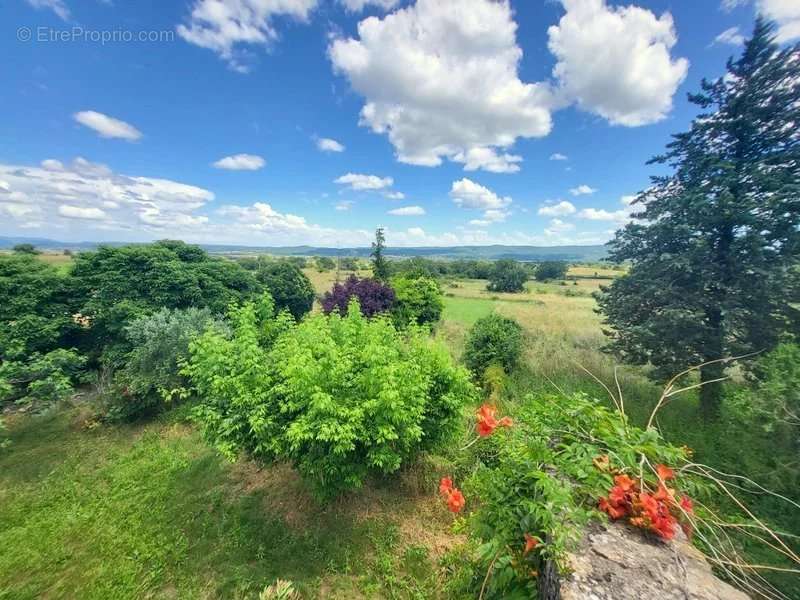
[596,20,800,418]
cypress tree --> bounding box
[597,19,800,419]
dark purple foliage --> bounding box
[321,275,395,317]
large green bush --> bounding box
[487,259,528,293]
[186,295,474,498]
[463,314,524,377]
[391,275,444,328]
[256,261,315,320]
[100,308,224,421]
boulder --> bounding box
[541,522,749,600]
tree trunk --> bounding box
[699,362,723,420]
[701,305,725,421]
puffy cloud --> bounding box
[714,26,746,45]
[212,153,266,170]
[548,0,689,126]
[758,0,800,43]
[25,0,70,21]
[329,0,554,172]
[406,227,425,237]
[450,178,510,211]
[334,172,393,190]
[544,218,575,235]
[570,184,597,196]
[549,153,568,161]
[339,0,399,12]
[383,191,405,200]
[388,205,425,216]
[73,111,142,141]
[317,137,345,152]
[177,0,318,72]
[538,200,576,216]
[450,178,511,223]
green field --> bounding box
[1,266,797,598]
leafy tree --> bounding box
[596,20,800,418]
[0,253,78,359]
[463,314,524,377]
[12,243,40,255]
[256,261,315,320]
[315,256,336,272]
[371,227,390,281]
[535,261,568,281]
[68,240,262,359]
[187,295,474,498]
[391,275,444,327]
[321,274,395,318]
[487,259,528,293]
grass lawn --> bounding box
[0,408,458,599]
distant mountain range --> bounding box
[0,236,608,262]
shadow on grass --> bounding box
[0,409,451,599]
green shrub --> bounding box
[391,275,444,328]
[463,314,524,377]
[256,261,315,320]
[487,259,527,293]
[0,349,86,410]
[100,308,224,421]
[187,295,475,498]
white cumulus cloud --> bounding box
[334,172,393,190]
[450,178,511,223]
[177,0,318,72]
[317,137,345,152]
[548,0,689,126]
[570,184,597,196]
[329,0,555,173]
[538,200,576,216]
[549,153,568,161]
[544,218,575,235]
[578,207,631,222]
[212,153,266,170]
[388,205,425,216]
[73,111,142,141]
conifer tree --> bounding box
[597,19,800,419]
[371,227,390,281]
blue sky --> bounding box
[1,0,797,247]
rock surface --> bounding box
[549,522,749,600]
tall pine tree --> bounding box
[597,19,800,419]
[371,227,390,281]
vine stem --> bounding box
[478,552,500,600]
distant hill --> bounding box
[0,236,608,262]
